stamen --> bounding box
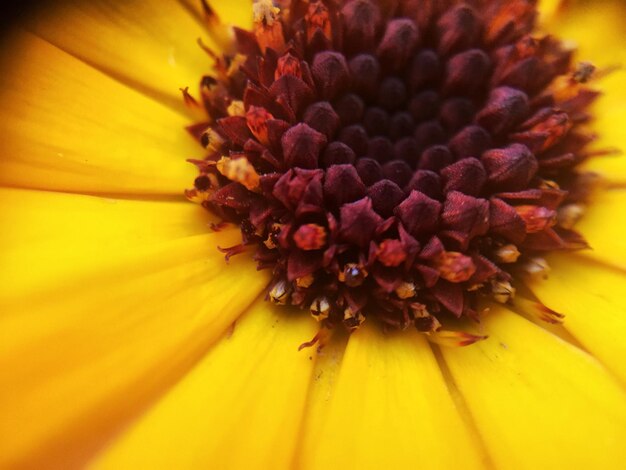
[200,127,225,151]
[338,264,368,287]
[216,156,260,191]
[343,307,366,331]
[395,281,417,299]
[253,0,280,25]
[310,296,331,321]
[411,303,442,333]
[557,203,585,230]
[520,257,551,280]
[296,274,315,288]
[270,279,290,305]
[494,244,521,264]
[491,279,516,304]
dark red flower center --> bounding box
[186,0,598,335]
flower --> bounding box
[0,0,625,468]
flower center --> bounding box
[186,0,597,336]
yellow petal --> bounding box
[575,189,626,269]
[581,78,626,183]
[509,295,581,346]
[0,190,269,468]
[293,332,348,465]
[581,69,626,183]
[26,0,215,113]
[549,1,626,183]
[0,32,199,195]
[92,301,317,469]
[179,0,253,29]
[551,1,626,67]
[525,253,626,385]
[440,306,626,469]
[0,187,214,299]
[299,323,486,470]
[537,0,564,26]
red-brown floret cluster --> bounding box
[187,0,598,333]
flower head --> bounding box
[0,0,626,468]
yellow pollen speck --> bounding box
[494,244,521,263]
[296,274,314,288]
[227,100,245,117]
[557,203,586,229]
[539,179,561,190]
[184,188,211,204]
[253,0,280,25]
[216,156,260,191]
[395,281,416,299]
[522,257,551,280]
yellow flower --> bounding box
[1,0,626,468]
